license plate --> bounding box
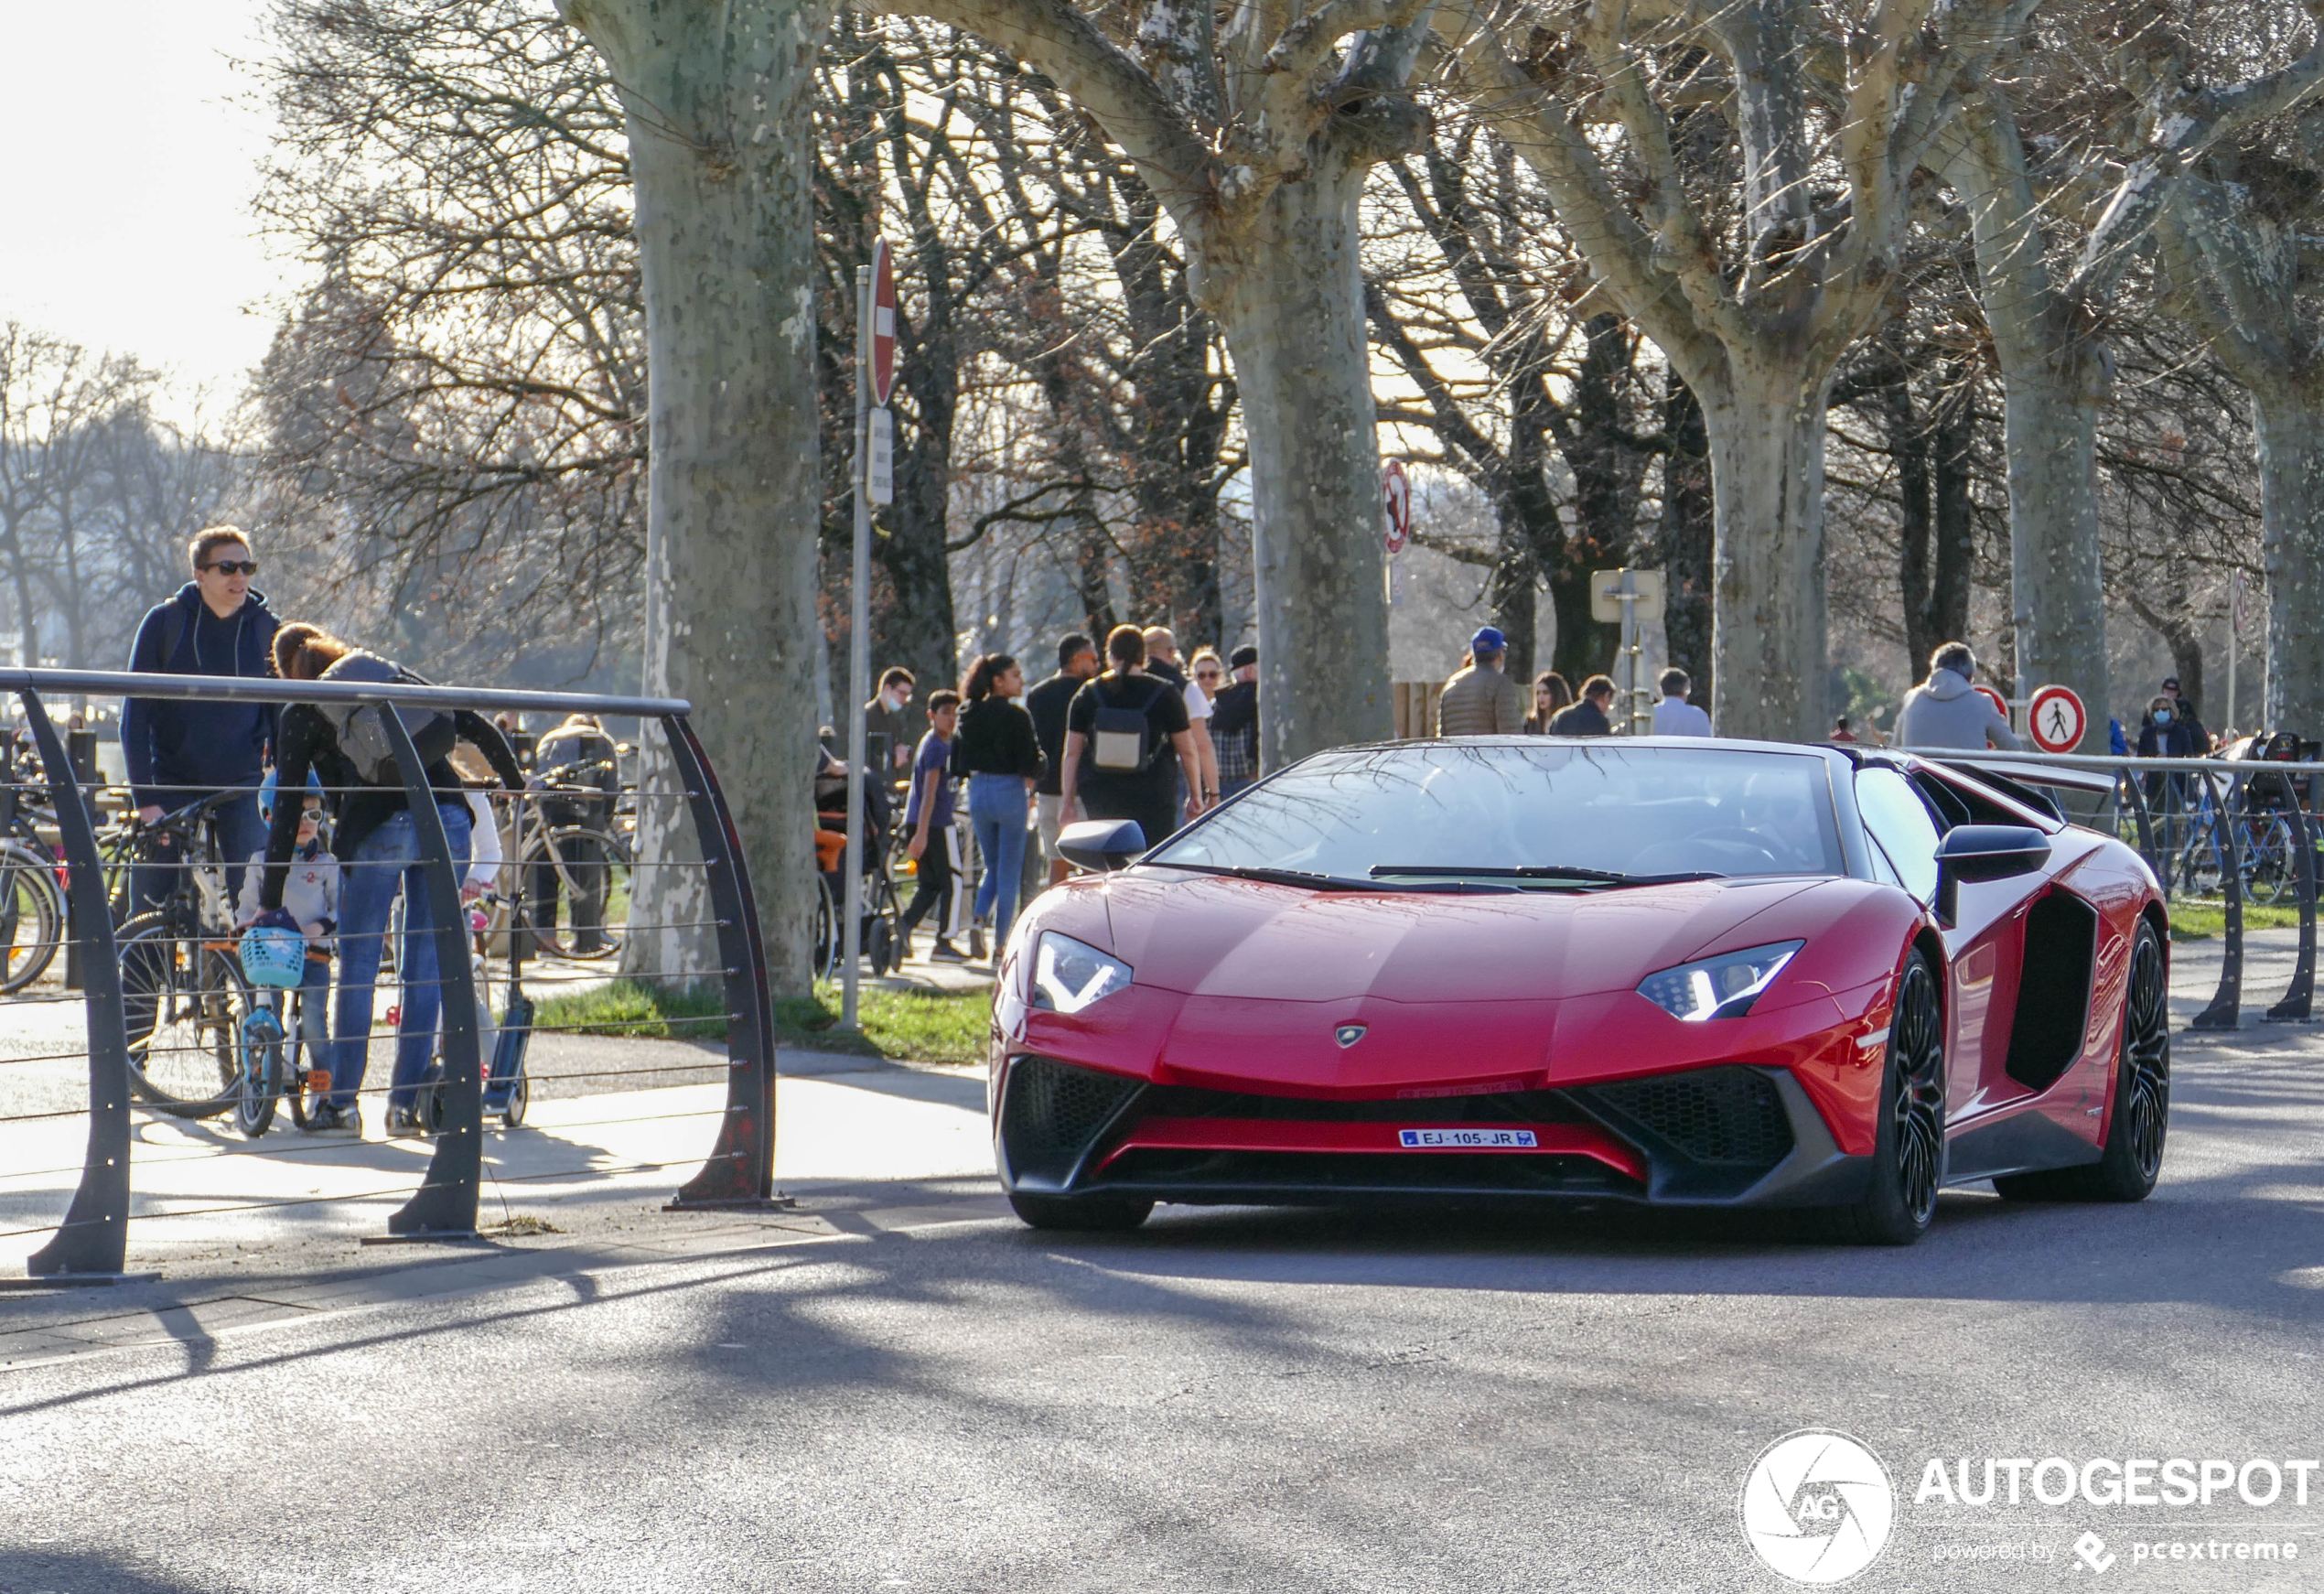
[1397,1127,1538,1149]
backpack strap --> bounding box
[158,602,188,671]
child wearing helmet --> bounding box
[236,795,343,1125]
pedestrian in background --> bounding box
[1141,626,1189,690]
[1650,668,1713,737]
[528,711,619,955]
[954,653,1044,962]
[2159,676,2207,750]
[1060,625,1200,852]
[1210,646,1260,800]
[1897,642,2022,750]
[1549,675,1618,737]
[865,666,917,775]
[1524,672,1572,734]
[899,689,965,963]
[1830,715,1858,744]
[1184,647,1228,813]
[123,526,284,909]
[1025,632,1098,887]
[1436,626,1526,735]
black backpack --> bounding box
[1090,678,1170,773]
[316,652,456,786]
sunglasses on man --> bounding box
[202,560,260,576]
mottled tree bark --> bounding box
[1656,372,1714,704]
[560,0,830,993]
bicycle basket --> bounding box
[239,925,307,989]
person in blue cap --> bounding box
[1434,626,1528,736]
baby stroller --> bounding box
[813,763,903,979]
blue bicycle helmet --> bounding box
[257,767,327,824]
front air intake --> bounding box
[1000,1056,1143,1183]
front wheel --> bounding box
[1995,921,2168,1202]
[0,845,63,994]
[1819,952,1944,1245]
[120,913,253,1118]
[1007,1191,1154,1232]
[235,1007,286,1138]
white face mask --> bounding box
[885,688,908,709]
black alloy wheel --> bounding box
[1996,919,2169,1202]
[1821,951,1945,1245]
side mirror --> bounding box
[1059,818,1146,873]
[1934,824,2050,926]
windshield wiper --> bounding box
[1157,863,1517,893]
[1368,864,1727,887]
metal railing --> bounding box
[1933,747,2324,1031]
[0,666,778,1285]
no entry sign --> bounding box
[2027,684,2087,754]
[870,238,898,407]
[1383,459,1410,555]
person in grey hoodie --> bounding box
[1898,642,2023,750]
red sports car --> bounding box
[992,738,2170,1244]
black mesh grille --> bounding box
[1138,1083,1584,1125]
[1100,1149,1638,1199]
[1578,1067,1792,1167]
[1002,1056,1142,1169]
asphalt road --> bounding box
[2,935,2322,1592]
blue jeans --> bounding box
[133,786,266,915]
[968,773,1029,947]
[327,804,472,1113]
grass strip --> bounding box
[2166,900,2304,941]
[533,977,991,1065]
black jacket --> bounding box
[952,697,1045,781]
[122,585,284,806]
[262,700,523,909]
[1547,698,1612,738]
[1023,673,1082,796]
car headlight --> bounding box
[1031,932,1133,1015]
[1636,941,1804,1022]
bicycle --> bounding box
[233,952,334,1137]
[0,777,67,992]
[512,762,632,960]
[113,792,262,1118]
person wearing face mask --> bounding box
[2137,694,2200,759]
[865,667,918,776]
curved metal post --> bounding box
[2119,768,2161,899]
[2192,771,2244,1031]
[2268,781,2316,1021]
[382,711,482,1237]
[20,690,134,1276]
[662,713,780,1208]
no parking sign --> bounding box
[2028,684,2086,753]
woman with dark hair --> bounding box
[256,622,524,1135]
[952,652,1044,958]
[1524,671,1573,735]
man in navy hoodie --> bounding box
[123,527,284,910]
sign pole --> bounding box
[2228,572,2243,734]
[841,264,872,1030]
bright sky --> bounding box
[0,0,293,414]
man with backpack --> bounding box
[530,712,621,955]
[1058,625,1203,854]
[122,526,285,910]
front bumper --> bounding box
[994,1054,1871,1211]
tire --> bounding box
[119,913,251,1118]
[812,874,839,981]
[1819,952,1945,1245]
[522,827,630,960]
[1007,1191,1154,1232]
[2245,815,2295,905]
[1994,921,2169,1202]
[502,1071,530,1129]
[0,845,63,993]
[235,1007,285,1138]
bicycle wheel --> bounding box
[812,874,838,981]
[0,844,63,993]
[119,913,253,1118]
[864,872,903,975]
[522,827,632,959]
[235,1005,286,1138]
[2246,813,2297,905]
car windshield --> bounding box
[1144,743,1845,884]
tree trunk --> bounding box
[1657,372,1714,704]
[1489,498,1538,684]
[1213,152,1393,764]
[1991,340,2109,748]
[2253,383,2324,733]
[1701,372,1829,740]
[563,0,830,995]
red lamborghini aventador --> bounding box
[991,738,2170,1244]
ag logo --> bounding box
[1334,1024,1367,1048]
[1738,1429,1894,1585]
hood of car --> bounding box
[1096,868,1824,1004]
